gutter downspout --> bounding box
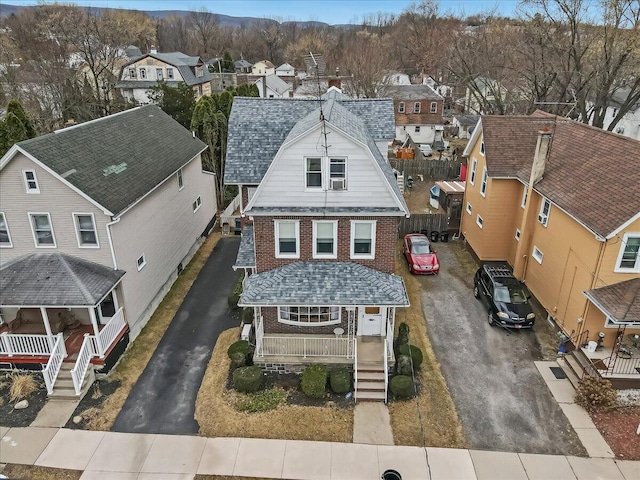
[580,237,607,332]
[106,217,121,269]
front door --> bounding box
[359,306,384,336]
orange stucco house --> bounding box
[460,112,639,387]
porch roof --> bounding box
[0,253,125,307]
[584,278,640,323]
[238,261,409,307]
[234,225,256,269]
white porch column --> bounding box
[112,289,120,311]
[40,307,54,349]
[89,307,104,356]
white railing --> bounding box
[386,319,394,360]
[255,315,265,357]
[96,307,125,357]
[259,335,353,358]
[220,193,241,228]
[0,333,53,356]
[42,333,66,395]
[71,334,96,395]
[383,340,389,404]
[354,340,358,403]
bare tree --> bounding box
[341,30,395,98]
[158,15,190,53]
[188,9,220,58]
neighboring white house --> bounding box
[115,51,213,104]
[452,114,480,138]
[0,105,217,395]
[251,60,276,76]
[275,63,295,78]
[385,72,411,86]
[255,74,293,98]
[597,88,640,141]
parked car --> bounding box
[418,144,433,156]
[403,233,440,274]
[473,263,535,329]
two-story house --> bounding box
[388,85,445,145]
[225,89,410,402]
[0,106,217,396]
[461,112,640,388]
[251,60,276,76]
[115,50,213,104]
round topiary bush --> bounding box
[301,364,328,398]
[398,344,423,369]
[329,367,352,394]
[227,340,252,366]
[230,351,246,369]
[390,375,414,399]
[575,376,617,411]
[396,354,413,376]
[232,365,263,393]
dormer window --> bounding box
[305,157,322,188]
[196,66,204,77]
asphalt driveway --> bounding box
[112,236,241,435]
[413,240,586,455]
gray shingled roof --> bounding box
[257,74,291,95]
[386,85,443,101]
[224,91,396,185]
[234,226,255,269]
[122,52,212,86]
[0,253,125,306]
[16,105,207,216]
[239,262,409,306]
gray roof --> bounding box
[1,253,125,307]
[454,114,480,126]
[386,85,443,100]
[235,59,252,68]
[123,52,212,86]
[125,45,143,59]
[234,226,255,269]
[257,74,291,95]
[239,262,409,307]
[16,105,207,216]
[224,90,397,186]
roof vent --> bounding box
[103,163,128,176]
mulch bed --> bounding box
[590,406,640,460]
[0,372,47,428]
[64,378,122,429]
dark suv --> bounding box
[473,263,536,329]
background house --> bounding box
[275,63,295,79]
[255,74,293,98]
[388,84,445,145]
[251,60,275,76]
[595,88,640,141]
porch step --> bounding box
[558,357,581,389]
[356,381,385,392]
[49,366,94,400]
[356,390,387,402]
[358,371,386,382]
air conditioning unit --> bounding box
[241,323,254,343]
[538,213,548,225]
[330,178,345,190]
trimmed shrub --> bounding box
[395,322,410,351]
[230,351,246,369]
[232,365,263,393]
[242,307,254,324]
[575,376,617,411]
[227,340,251,359]
[329,367,351,394]
[301,364,328,398]
[396,354,413,376]
[228,274,244,309]
[398,344,423,369]
[390,375,414,399]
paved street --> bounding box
[414,240,586,455]
[112,237,241,435]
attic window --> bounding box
[129,68,136,78]
[139,68,147,79]
[23,170,40,193]
[196,66,204,78]
[167,67,174,79]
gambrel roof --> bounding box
[120,52,212,86]
[2,106,207,217]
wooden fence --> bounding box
[390,158,461,180]
[398,214,449,238]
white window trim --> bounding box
[28,212,56,248]
[538,198,551,227]
[278,306,341,326]
[137,254,146,271]
[469,158,477,185]
[430,102,437,113]
[275,220,300,259]
[398,102,405,113]
[23,169,40,193]
[0,212,13,248]
[313,220,338,259]
[72,212,100,248]
[515,228,521,241]
[532,246,543,264]
[414,102,421,113]
[466,202,472,214]
[480,166,488,197]
[350,220,376,259]
[192,196,202,213]
[304,157,323,191]
[167,67,174,79]
[415,126,421,132]
[476,215,483,229]
[614,232,640,273]
[329,157,347,191]
[521,185,528,209]
[177,168,184,190]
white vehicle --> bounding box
[419,144,433,156]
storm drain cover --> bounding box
[549,366,567,379]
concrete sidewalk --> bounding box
[1,427,639,480]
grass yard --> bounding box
[80,232,222,430]
[0,465,82,480]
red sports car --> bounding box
[403,234,440,274]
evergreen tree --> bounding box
[6,99,35,138]
[147,82,196,129]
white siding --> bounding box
[250,126,398,209]
[395,125,437,144]
[0,153,113,266]
[110,155,216,337]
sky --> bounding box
[4,0,523,24]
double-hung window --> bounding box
[480,167,488,196]
[167,67,174,79]
[275,220,299,258]
[139,68,147,79]
[615,233,640,272]
[538,198,550,226]
[430,102,437,113]
[305,157,322,188]
[74,213,98,247]
[177,168,184,190]
[30,213,55,247]
[313,220,337,258]
[469,158,477,185]
[521,185,528,208]
[351,221,376,259]
[414,102,421,113]
[0,213,12,247]
[23,170,39,193]
[329,158,346,190]
[128,68,136,78]
[278,306,340,325]
[156,68,163,80]
[398,102,405,113]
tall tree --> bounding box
[0,100,36,155]
[147,82,196,129]
[341,30,394,98]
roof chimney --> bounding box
[530,128,552,185]
[150,45,157,54]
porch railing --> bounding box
[383,339,388,404]
[255,315,265,357]
[0,333,53,357]
[603,355,640,376]
[386,319,394,360]
[71,334,96,395]
[42,333,66,395]
[96,307,125,357]
[354,340,358,403]
[259,335,353,358]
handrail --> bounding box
[96,307,126,357]
[42,333,66,394]
[0,333,53,356]
[383,339,388,404]
[255,315,264,357]
[353,340,358,403]
[70,334,96,395]
[573,329,590,350]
